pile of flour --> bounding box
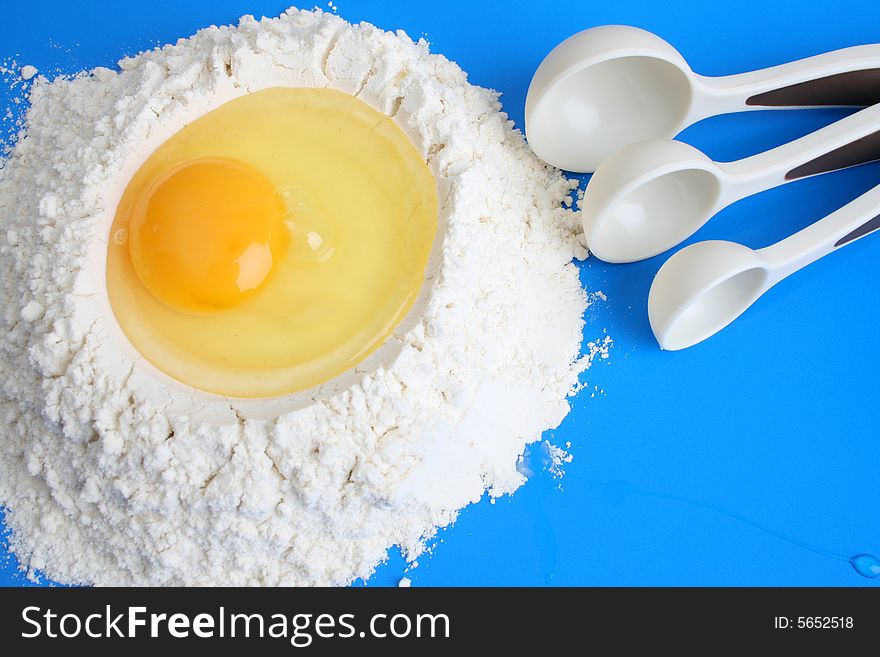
[0,8,590,586]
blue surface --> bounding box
[2,0,879,587]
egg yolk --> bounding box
[128,158,287,315]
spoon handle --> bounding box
[760,183,880,281]
[694,44,880,115]
[718,103,880,199]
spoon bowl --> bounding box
[526,26,693,173]
[648,240,768,350]
[582,139,722,262]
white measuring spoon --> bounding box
[648,182,880,350]
[526,25,880,172]
[581,102,880,263]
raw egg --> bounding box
[107,87,438,398]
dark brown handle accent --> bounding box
[747,69,880,107]
[835,212,880,247]
[786,129,880,180]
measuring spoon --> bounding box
[581,102,880,263]
[648,183,880,350]
[526,25,880,172]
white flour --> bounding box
[0,8,591,586]
[544,441,574,480]
[19,65,38,81]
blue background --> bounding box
[2,0,878,586]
